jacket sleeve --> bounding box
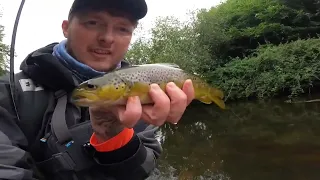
[91,121,163,179]
[0,78,40,180]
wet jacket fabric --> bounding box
[0,43,162,180]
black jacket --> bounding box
[0,43,162,180]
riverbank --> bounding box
[206,38,320,102]
[189,89,320,110]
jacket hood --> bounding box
[20,43,78,92]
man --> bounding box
[0,0,194,179]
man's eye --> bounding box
[118,26,133,34]
[86,20,98,26]
[120,27,129,32]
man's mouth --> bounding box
[91,49,112,55]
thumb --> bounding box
[116,96,142,128]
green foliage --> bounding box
[126,0,320,101]
[197,0,320,61]
[126,15,212,74]
[0,11,9,76]
[209,38,320,100]
[126,38,152,65]
[193,8,231,67]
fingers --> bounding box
[93,80,195,129]
[182,79,195,105]
[141,84,170,126]
[165,82,188,124]
[116,96,142,128]
[141,80,195,126]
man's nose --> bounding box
[98,28,114,45]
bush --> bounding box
[208,38,320,100]
[195,0,320,61]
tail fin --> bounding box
[210,94,226,109]
[210,87,224,99]
[209,87,226,109]
[197,87,226,109]
[209,88,226,109]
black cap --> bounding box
[68,0,148,20]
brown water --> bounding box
[147,96,320,180]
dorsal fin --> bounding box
[110,63,181,71]
[135,63,180,68]
[153,63,180,68]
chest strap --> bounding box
[37,121,96,174]
[51,90,72,144]
[36,90,96,174]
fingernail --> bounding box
[187,79,193,85]
[128,96,138,103]
[167,82,175,88]
[187,80,194,92]
[151,84,159,90]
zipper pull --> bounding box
[40,133,51,142]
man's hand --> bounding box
[89,80,195,142]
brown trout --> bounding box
[71,63,226,109]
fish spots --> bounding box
[116,83,125,90]
[115,83,127,90]
[72,63,225,108]
[118,72,132,81]
[116,64,191,89]
[109,76,124,90]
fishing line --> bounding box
[9,0,25,121]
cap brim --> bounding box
[69,0,148,20]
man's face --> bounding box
[62,10,137,72]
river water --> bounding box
[147,96,320,180]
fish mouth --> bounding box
[71,97,96,107]
[71,95,90,106]
[71,94,87,100]
[70,89,98,107]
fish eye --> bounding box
[86,84,97,89]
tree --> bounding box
[196,0,320,61]
[0,10,10,76]
[126,0,320,101]
[126,14,212,74]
